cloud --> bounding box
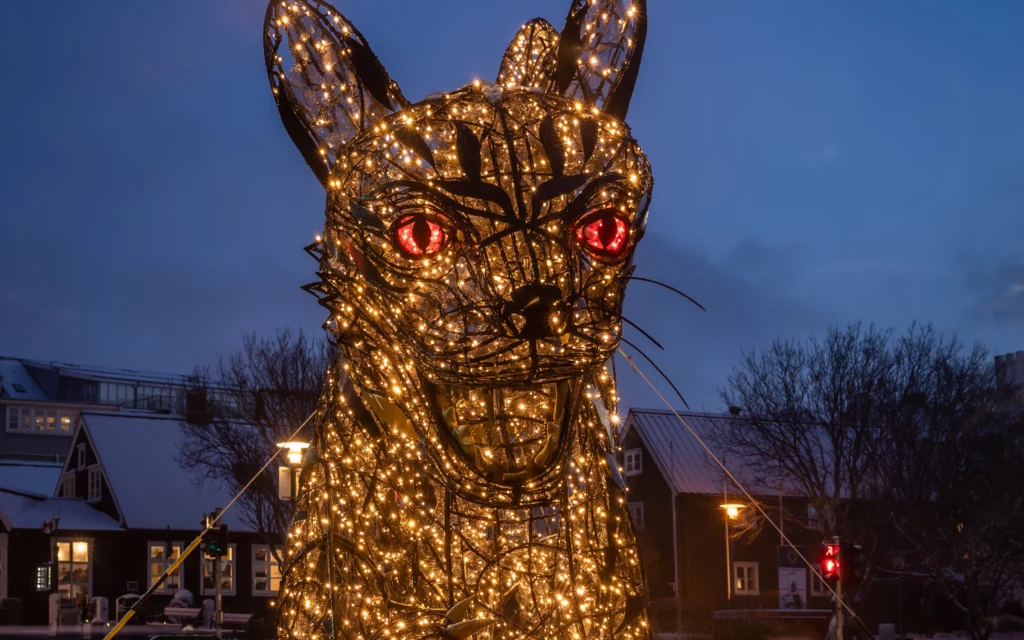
[616,235,829,412]
[804,143,841,166]
[962,255,1024,326]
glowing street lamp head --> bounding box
[276,441,309,466]
[720,502,745,519]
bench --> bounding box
[163,606,253,626]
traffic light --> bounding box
[206,524,229,557]
[199,509,228,557]
[821,542,841,581]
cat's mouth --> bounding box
[426,378,574,484]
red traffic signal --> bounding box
[821,542,841,580]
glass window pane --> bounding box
[151,545,165,560]
[57,542,70,561]
[72,541,88,563]
[21,409,31,431]
[34,412,45,431]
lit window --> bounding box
[252,545,284,596]
[148,542,184,593]
[5,406,77,434]
[202,545,236,596]
[628,501,644,530]
[61,473,75,499]
[734,562,759,596]
[624,448,642,475]
[87,468,101,502]
[56,540,90,601]
[810,568,828,597]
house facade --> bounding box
[621,409,834,632]
[0,356,237,464]
[0,411,282,626]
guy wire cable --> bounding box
[617,347,860,620]
[101,408,318,640]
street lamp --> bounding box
[277,441,309,500]
[719,501,746,600]
[720,502,745,520]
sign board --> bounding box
[778,546,807,610]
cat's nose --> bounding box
[505,283,566,340]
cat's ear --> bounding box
[496,18,561,92]
[553,0,648,120]
[264,0,409,187]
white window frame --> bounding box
[807,504,823,531]
[76,444,86,468]
[734,561,760,596]
[87,468,101,502]
[147,542,185,594]
[201,544,237,596]
[623,448,642,476]
[55,539,91,602]
[61,473,75,499]
[252,544,283,596]
[810,568,828,597]
[5,405,78,435]
[627,501,644,530]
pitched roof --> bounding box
[0,460,62,495]
[0,489,122,531]
[623,408,792,497]
[0,358,48,400]
[19,358,190,386]
[80,411,254,532]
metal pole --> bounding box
[724,478,731,601]
[834,535,844,640]
[214,548,223,640]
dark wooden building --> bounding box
[0,411,282,625]
[621,409,834,632]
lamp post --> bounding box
[277,441,309,501]
[719,501,745,601]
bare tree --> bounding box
[178,328,332,543]
[715,323,893,535]
[716,322,1024,638]
[868,328,1024,640]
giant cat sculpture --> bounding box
[264,1,654,638]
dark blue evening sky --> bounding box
[1,1,1021,411]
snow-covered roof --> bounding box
[19,358,190,386]
[0,358,48,400]
[623,409,794,497]
[0,461,62,495]
[0,489,122,531]
[81,411,253,532]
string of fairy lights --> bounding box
[263,0,653,638]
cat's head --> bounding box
[265,0,651,486]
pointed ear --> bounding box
[554,0,648,120]
[496,18,560,91]
[264,0,409,187]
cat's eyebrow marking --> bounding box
[537,172,627,226]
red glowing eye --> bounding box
[394,215,447,258]
[575,210,630,257]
